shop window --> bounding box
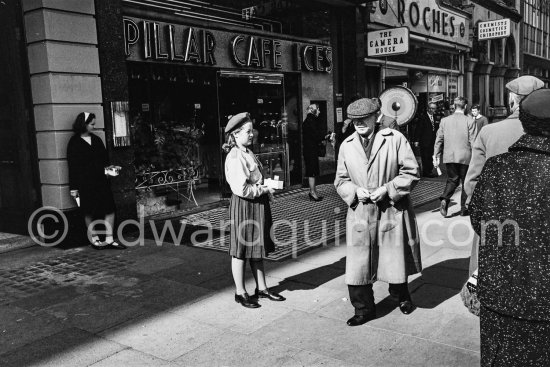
[128,63,223,214]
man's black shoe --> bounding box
[440,200,448,217]
[399,300,415,315]
[346,313,376,326]
[235,293,260,308]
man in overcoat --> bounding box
[433,96,477,217]
[463,75,544,274]
[335,98,422,327]
[413,102,439,177]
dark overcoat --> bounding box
[67,133,116,217]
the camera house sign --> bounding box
[367,27,410,57]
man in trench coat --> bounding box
[335,98,422,327]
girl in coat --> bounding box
[67,112,125,250]
[223,112,285,308]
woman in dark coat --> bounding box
[302,104,327,201]
[469,89,550,366]
[67,112,125,250]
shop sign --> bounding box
[242,0,296,19]
[478,19,511,41]
[371,0,469,47]
[367,27,409,57]
[428,74,446,93]
[123,17,332,73]
[431,94,444,102]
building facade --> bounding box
[365,0,471,119]
[0,0,364,234]
[521,0,550,85]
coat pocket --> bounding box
[379,206,402,232]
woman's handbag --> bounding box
[460,269,480,316]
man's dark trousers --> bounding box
[441,163,469,209]
[420,145,435,176]
[348,283,411,315]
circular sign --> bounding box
[379,86,418,126]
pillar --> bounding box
[465,58,478,108]
[474,62,494,117]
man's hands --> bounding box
[356,187,370,203]
[370,186,388,202]
[356,186,388,203]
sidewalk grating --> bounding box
[180,180,445,261]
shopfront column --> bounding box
[465,58,477,107]
[491,65,507,107]
[474,62,494,116]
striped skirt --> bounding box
[228,194,275,259]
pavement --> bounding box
[0,183,480,367]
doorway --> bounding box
[217,71,291,195]
[0,0,40,233]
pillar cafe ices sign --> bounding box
[372,0,469,47]
[123,18,332,73]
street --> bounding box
[0,187,479,367]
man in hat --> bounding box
[335,98,421,326]
[433,96,477,217]
[464,75,544,274]
[469,88,550,366]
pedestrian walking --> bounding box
[470,104,488,138]
[433,96,477,217]
[223,112,285,308]
[335,98,422,327]
[302,104,329,201]
[464,75,544,274]
[413,102,439,177]
[469,88,550,367]
[67,112,126,250]
[373,97,398,129]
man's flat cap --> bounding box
[225,112,252,133]
[346,98,380,119]
[505,75,544,96]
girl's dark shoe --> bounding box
[235,293,261,308]
[255,288,286,301]
[308,193,323,202]
[107,241,127,250]
[399,300,415,314]
[90,239,106,250]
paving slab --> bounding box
[0,306,68,356]
[252,310,403,366]
[175,330,300,366]
[99,311,223,361]
[154,258,230,286]
[169,285,291,335]
[39,292,150,334]
[421,248,471,270]
[280,350,364,367]
[90,348,170,366]
[411,283,464,314]
[371,334,480,367]
[131,277,213,311]
[431,313,480,352]
[274,280,348,313]
[0,327,125,367]
[124,254,186,275]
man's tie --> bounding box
[429,114,435,131]
[362,137,370,159]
